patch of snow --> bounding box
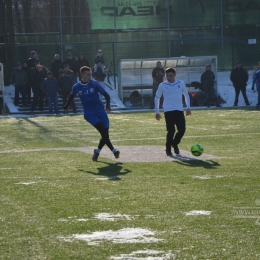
[192,176,211,180]
[60,228,162,246]
[185,210,211,216]
[15,182,37,185]
[94,213,133,221]
[111,249,175,260]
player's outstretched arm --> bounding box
[64,93,75,113]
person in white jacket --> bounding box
[154,67,191,156]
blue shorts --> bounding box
[84,110,109,129]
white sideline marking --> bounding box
[94,213,133,221]
[111,249,175,260]
[185,210,211,216]
[59,228,162,246]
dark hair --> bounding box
[165,67,176,74]
[63,64,69,68]
[59,69,65,74]
[80,66,91,74]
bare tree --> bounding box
[22,0,33,33]
[13,0,23,33]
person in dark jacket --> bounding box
[31,64,46,111]
[150,61,165,109]
[93,61,107,102]
[200,65,221,107]
[58,70,77,113]
[42,71,60,114]
[230,61,250,106]
[63,52,77,76]
[75,53,89,77]
[93,49,105,73]
[11,62,28,106]
[64,64,77,84]
[27,51,38,69]
[22,61,32,104]
[50,54,64,79]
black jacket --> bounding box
[58,75,73,95]
[230,67,248,87]
[32,70,47,87]
[152,67,165,85]
[64,58,76,75]
[201,71,215,90]
[50,59,64,79]
[76,57,90,76]
[93,67,106,82]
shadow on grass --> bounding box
[78,161,131,181]
[175,159,221,169]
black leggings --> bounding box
[164,110,186,151]
[94,122,114,151]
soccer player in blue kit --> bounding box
[64,66,120,161]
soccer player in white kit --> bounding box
[154,67,191,156]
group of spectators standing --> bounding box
[150,60,260,108]
[10,49,106,114]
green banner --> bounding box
[87,0,260,30]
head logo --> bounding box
[78,91,82,95]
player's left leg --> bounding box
[172,111,186,154]
[164,111,176,156]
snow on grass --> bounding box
[14,181,37,185]
[111,249,175,260]
[192,176,211,180]
[94,213,133,221]
[59,228,162,246]
[185,210,211,216]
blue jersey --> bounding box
[252,70,260,91]
[71,80,106,114]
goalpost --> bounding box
[0,63,5,114]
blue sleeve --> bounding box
[95,81,106,95]
[71,83,78,95]
[252,72,259,87]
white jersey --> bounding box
[155,79,190,114]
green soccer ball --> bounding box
[191,143,204,156]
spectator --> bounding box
[22,61,32,104]
[230,61,250,106]
[251,62,260,109]
[64,52,77,76]
[151,61,165,109]
[31,64,46,111]
[41,71,60,114]
[93,61,106,85]
[75,53,89,77]
[93,49,105,73]
[27,51,38,69]
[50,54,64,79]
[58,69,77,113]
[200,65,221,107]
[93,61,107,102]
[11,62,28,106]
[252,61,260,87]
[64,64,77,85]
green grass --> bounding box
[0,109,260,260]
